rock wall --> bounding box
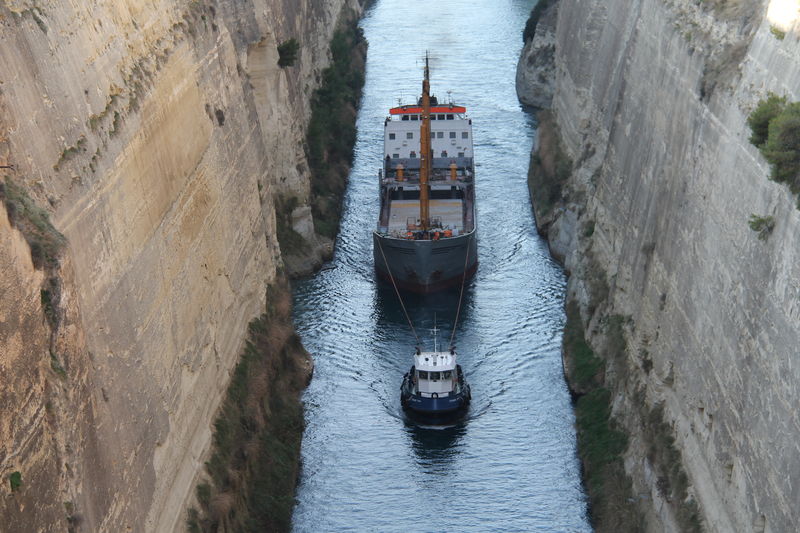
[516,0,558,109]
[520,0,800,531]
[0,0,361,531]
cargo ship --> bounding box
[373,58,478,293]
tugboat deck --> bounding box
[387,199,463,235]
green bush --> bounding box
[770,26,786,40]
[9,471,22,492]
[748,214,775,241]
[761,102,800,192]
[277,39,300,67]
[748,93,786,147]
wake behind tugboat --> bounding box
[373,55,478,293]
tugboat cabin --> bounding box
[413,350,457,398]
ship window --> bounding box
[418,370,428,379]
[438,114,445,120]
[441,151,447,157]
[458,152,465,158]
[447,114,454,120]
[443,371,452,379]
[407,132,413,139]
[409,151,417,158]
[392,153,399,158]
[402,115,409,121]
[389,133,396,140]
[411,115,419,121]
[449,131,456,139]
[462,132,469,139]
[437,131,444,139]
[429,372,441,381]
[430,115,437,120]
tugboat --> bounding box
[400,326,471,419]
[373,55,478,293]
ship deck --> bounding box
[387,199,463,235]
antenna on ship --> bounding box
[418,51,432,231]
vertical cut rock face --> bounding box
[0,0,361,531]
[520,0,800,531]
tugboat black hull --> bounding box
[400,365,470,419]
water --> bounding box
[291,0,591,531]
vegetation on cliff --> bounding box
[187,280,311,533]
[277,39,300,67]
[563,302,642,532]
[562,292,702,532]
[305,18,367,239]
[748,94,800,196]
[522,0,558,43]
[0,178,66,269]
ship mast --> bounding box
[419,54,432,231]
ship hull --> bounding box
[373,230,478,293]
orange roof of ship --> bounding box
[389,105,467,115]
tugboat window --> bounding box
[430,372,440,381]
[418,370,428,379]
[443,370,452,379]
[389,133,396,140]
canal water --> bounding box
[291,0,591,531]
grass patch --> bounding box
[562,299,644,531]
[748,214,775,241]
[189,279,310,532]
[306,18,367,239]
[522,0,557,43]
[0,178,66,269]
[277,38,300,67]
[770,26,786,40]
[643,404,703,532]
[563,301,603,392]
[575,388,642,532]
[9,471,22,492]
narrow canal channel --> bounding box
[291,1,592,531]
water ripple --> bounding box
[291,0,591,531]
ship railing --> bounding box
[383,226,463,240]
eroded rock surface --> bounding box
[519,0,800,531]
[0,0,362,531]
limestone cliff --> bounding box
[520,0,799,531]
[516,0,558,109]
[0,0,361,531]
